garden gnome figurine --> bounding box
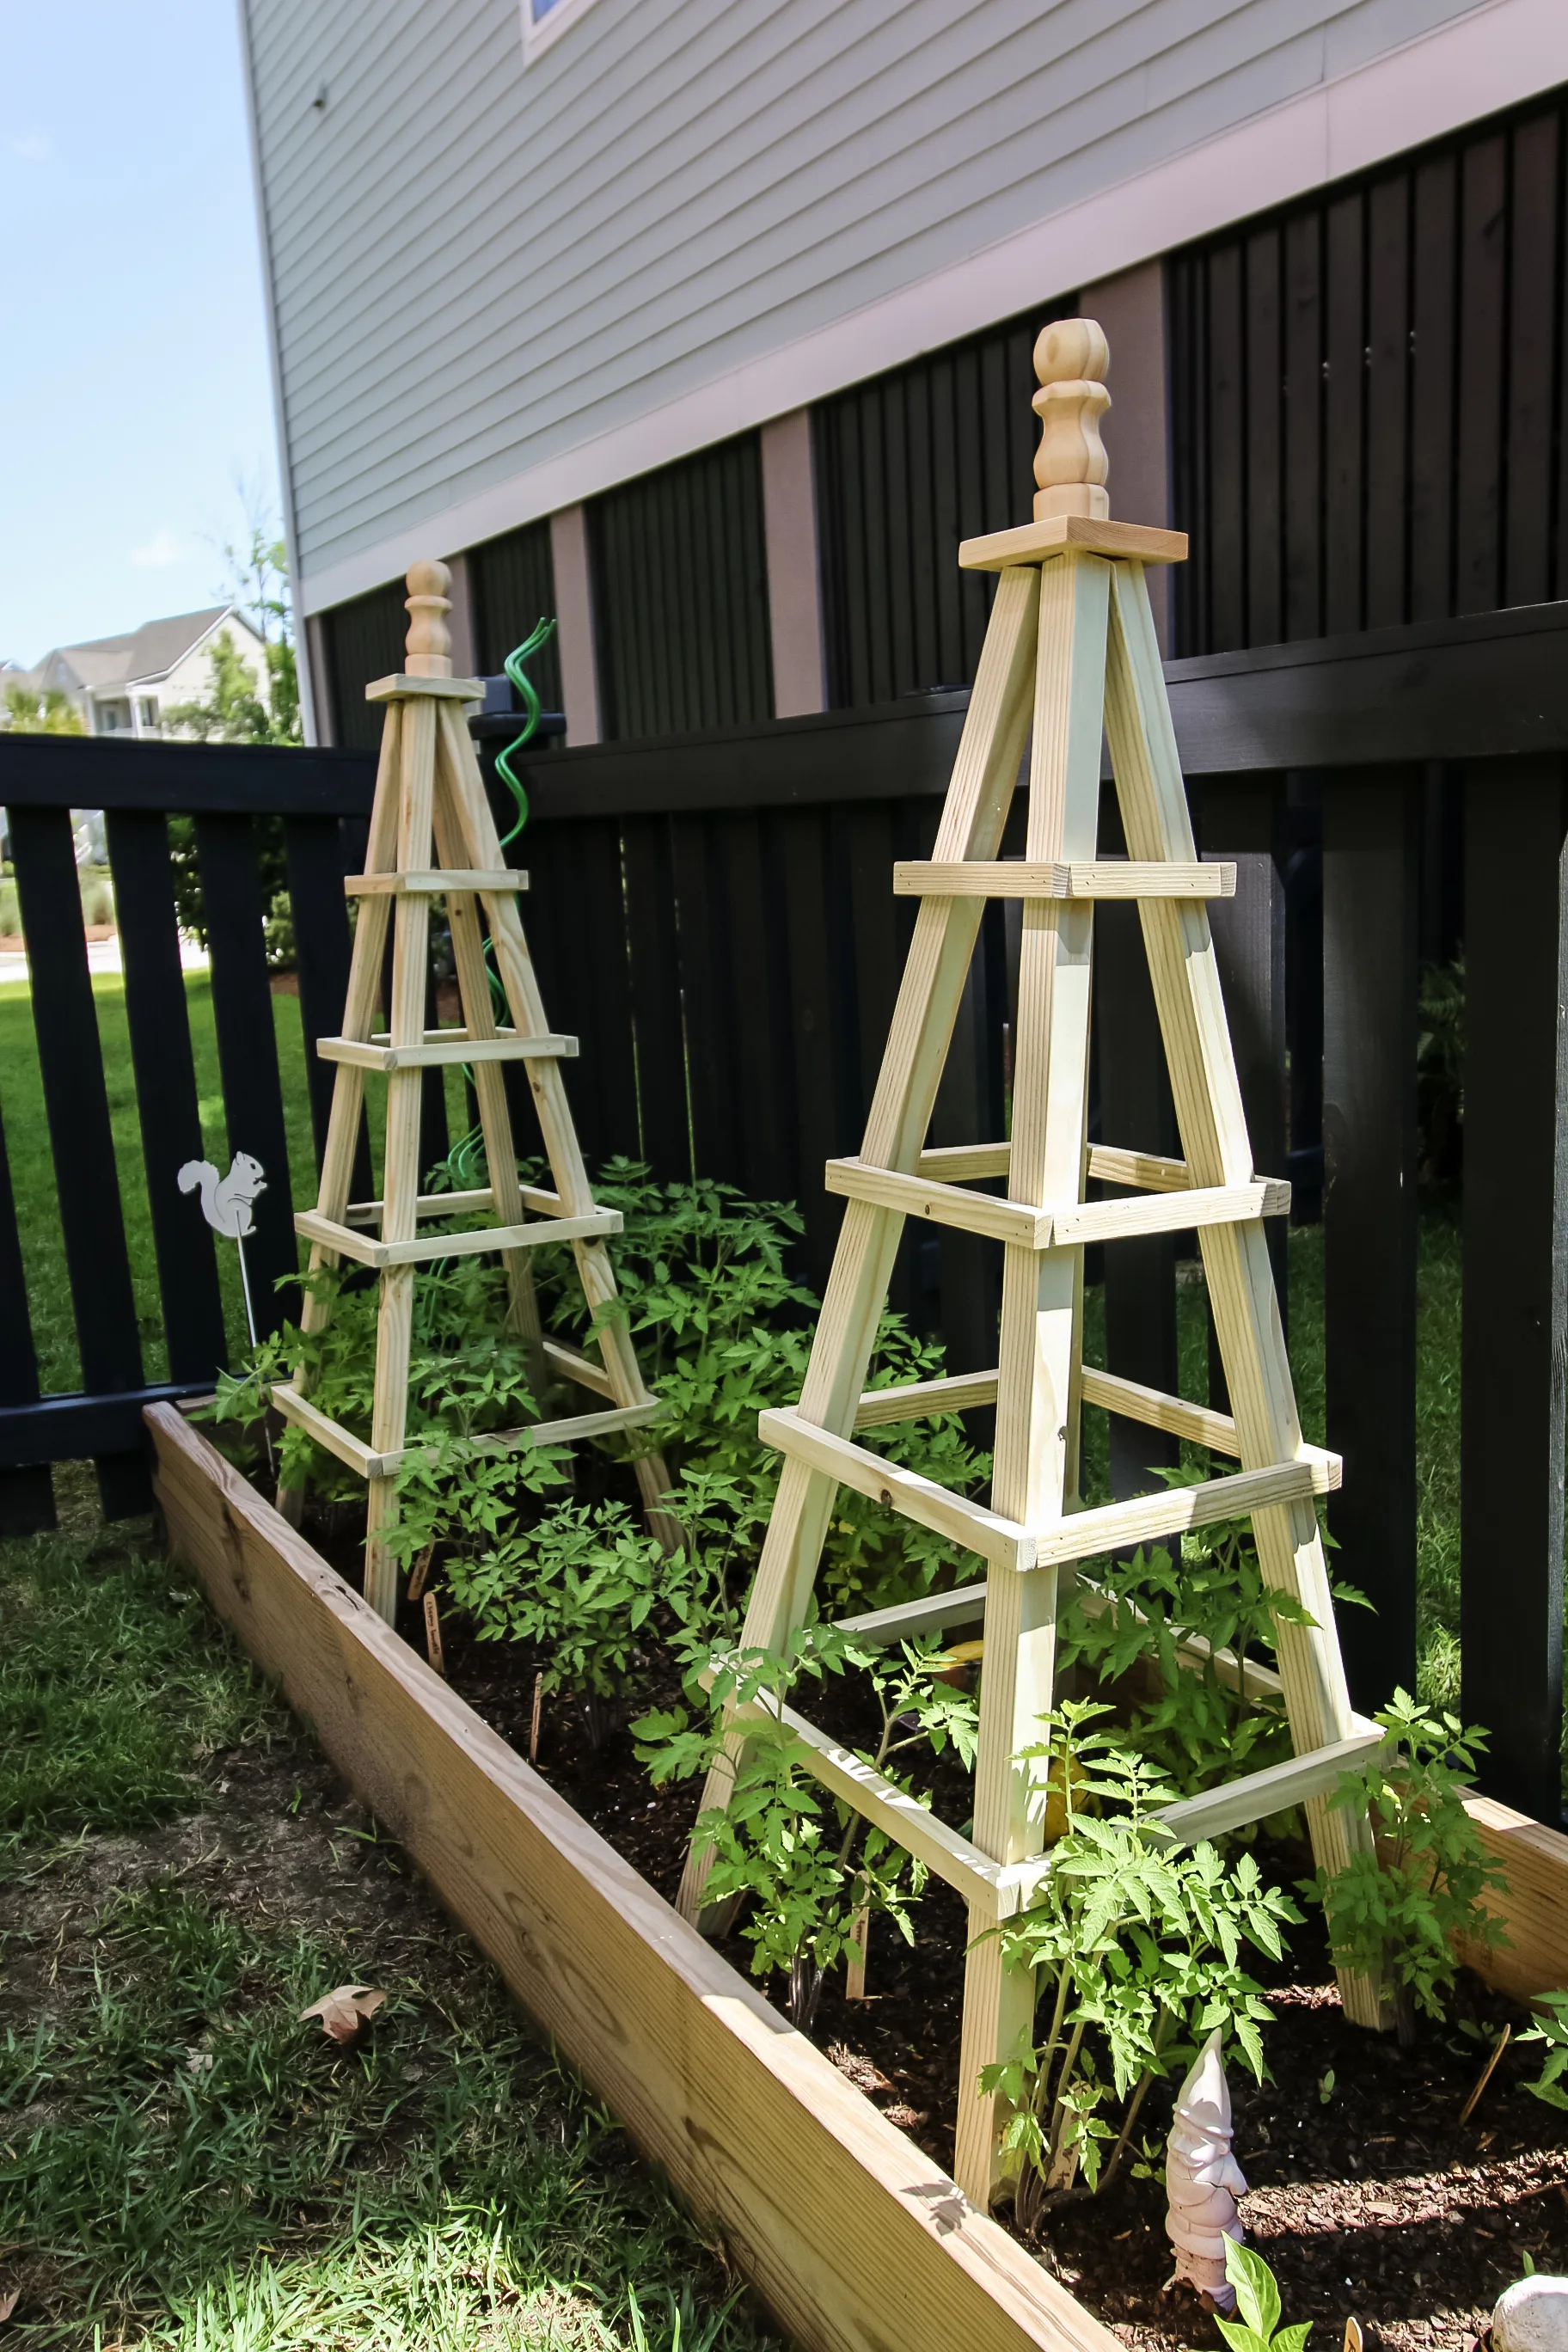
[1166,2030,1248,2312]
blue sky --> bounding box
[2,3,279,665]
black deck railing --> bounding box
[2,597,1565,1819]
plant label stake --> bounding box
[270,564,675,1622]
[676,314,1383,2208]
[1165,2028,1246,2309]
[179,1151,267,1345]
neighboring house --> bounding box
[6,606,270,738]
[236,0,1568,748]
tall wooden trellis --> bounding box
[273,564,671,1617]
[678,320,1385,2207]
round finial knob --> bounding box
[404,560,452,677]
[1032,317,1111,523]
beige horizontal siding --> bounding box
[245,0,1489,580]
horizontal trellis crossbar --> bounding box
[1147,1726,1386,1847]
[294,1207,621,1268]
[341,1180,567,1226]
[270,1381,658,1483]
[315,1029,578,1073]
[824,1157,1288,1245]
[759,1405,1340,1574]
[715,1681,1048,1918]
[835,1572,1286,1705]
[757,1406,1037,1570]
[344,868,528,896]
[892,860,1235,899]
[370,1400,661,1479]
[916,1141,1206,1192]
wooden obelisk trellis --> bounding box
[273,563,672,1619]
[678,322,1385,2206]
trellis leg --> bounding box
[1103,557,1382,2029]
[430,764,548,1399]
[677,567,1042,1922]
[433,703,677,1542]
[364,695,438,1621]
[276,703,402,1528]
[954,550,1109,2203]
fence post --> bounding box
[1461,755,1568,1820]
[1322,767,1420,1708]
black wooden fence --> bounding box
[3,599,1565,1820]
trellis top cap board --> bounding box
[959,317,1187,572]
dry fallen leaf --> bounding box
[299,1985,387,2043]
[0,2286,20,2325]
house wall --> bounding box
[243,0,1564,620]
[153,618,271,720]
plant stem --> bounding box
[1099,2011,1171,2193]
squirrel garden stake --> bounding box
[178,1151,268,1344]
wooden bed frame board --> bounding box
[145,1404,1118,2352]
[145,1404,1568,2350]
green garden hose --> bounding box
[438,616,558,1194]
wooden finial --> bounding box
[404,560,453,677]
[1032,318,1111,523]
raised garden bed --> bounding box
[150,1400,1568,2352]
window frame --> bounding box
[519,0,602,64]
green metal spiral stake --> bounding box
[440,616,559,1194]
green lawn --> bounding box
[0,1489,773,2349]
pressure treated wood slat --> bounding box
[316,1029,578,1073]
[1078,1364,1241,1455]
[836,1581,990,1644]
[365,671,485,701]
[543,1338,618,1398]
[828,1160,1285,1248]
[272,1381,377,1479]
[959,515,1188,569]
[893,861,1234,899]
[149,1405,1123,2352]
[1148,1725,1386,1847]
[916,1141,1258,1197]
[295,1207,619,1270]
[854,1369,1002,1427]
[345,868,528,895]
[369,1400,661,1478]
[758,1406,1036,1571]
[720,1685,1042,1914]
[1050,1179,1289,1244]
[824,1157,1052,1247]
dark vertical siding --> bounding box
[319,581,409,750]
[589,435,772,740]
[814,300,1077,707]
[1172,88,1568,656]
[470,518,564,714]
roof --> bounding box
[46,607,238,695]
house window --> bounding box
[521,0,603,63]
[137,698,158,732]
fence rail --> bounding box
[2,600,1565,1820]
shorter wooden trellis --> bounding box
[273,565,671,1618]
[678,319,1386,2208]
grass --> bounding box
[0,1488,774,2350]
